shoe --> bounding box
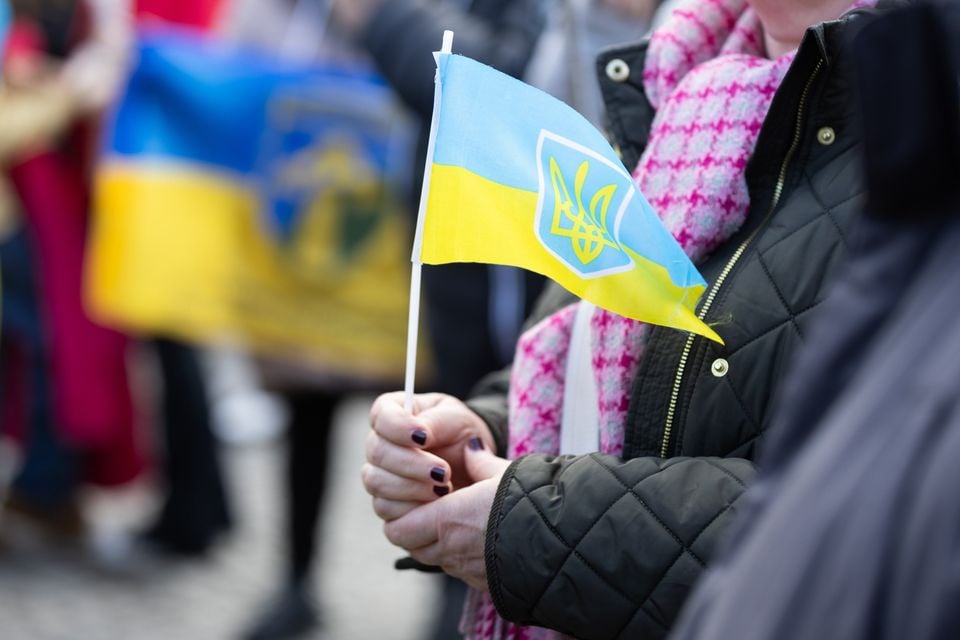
[243,585,318,640]
[140,522,217,557]
[87,529,169,577]
[1,491,86,541]
[140,507,231,557]
[0,492,87,557]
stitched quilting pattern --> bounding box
[494,455,755,639]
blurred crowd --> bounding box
[0,0,657,638]
[1,0,959,639]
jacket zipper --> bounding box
[658,59,824,458]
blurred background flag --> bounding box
[87,28,417,383]
[0,0,9,57]
[417,53,721,343]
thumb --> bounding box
[464,438,510,483]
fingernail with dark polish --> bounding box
[411,429,427,446]
[430,467,446,483]
[433,485,450,497]
[468,437,484,451]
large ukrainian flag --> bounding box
[89,30,417,382]
[421,54,719,342]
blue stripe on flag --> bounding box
[431,55,627,192]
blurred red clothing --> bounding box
[2,12,144,486]
[135,0,225,30]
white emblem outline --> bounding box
[533,129,636,279]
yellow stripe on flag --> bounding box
[87,163,420,382]
[423,164,720,342]
[88,165,251,333]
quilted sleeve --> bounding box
[486,453,756,639]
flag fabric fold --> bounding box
[419,54,720,343]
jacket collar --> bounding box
[596,1,900,169]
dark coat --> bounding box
[671,3,960,639]
[466,3,899,637]
[361,0,547,121]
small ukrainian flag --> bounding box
[417,52,720,343]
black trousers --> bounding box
[283,390,340,585]
[149,339,231,552]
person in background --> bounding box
[670,3,960,638]
[127,0,234,560]
[221,2,425,638]
[362,0,896,638]
[0,0,143,543]
[0,0,231,559]
[245,1,654,637]
[524,0,658,128]
[331,0,548,403]
[329,2,548,639]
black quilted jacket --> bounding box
[466,5,893,638]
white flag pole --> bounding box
[404,30,454,414]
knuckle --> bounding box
[372,497,390,520]
[415,546,440,568]
[360,464,372,489]
[383,521,401,547]
[367,437,386,467]
[364,432,379,463]
[410,548,428,564]
[360,464,381,494]
[370,392,399,424]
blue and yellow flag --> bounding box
[88,30,418,382]
[420,54,720,342]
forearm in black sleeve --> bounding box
[486,453,756,639]
[360,0,546,119]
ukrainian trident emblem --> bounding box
[534,130,635,278]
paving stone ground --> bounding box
[0,395,441,640]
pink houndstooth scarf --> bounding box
[461,0,872,638]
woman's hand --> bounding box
[383,439,510,591]
[363,392,497,523]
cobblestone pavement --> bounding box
[0,395,441,640]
